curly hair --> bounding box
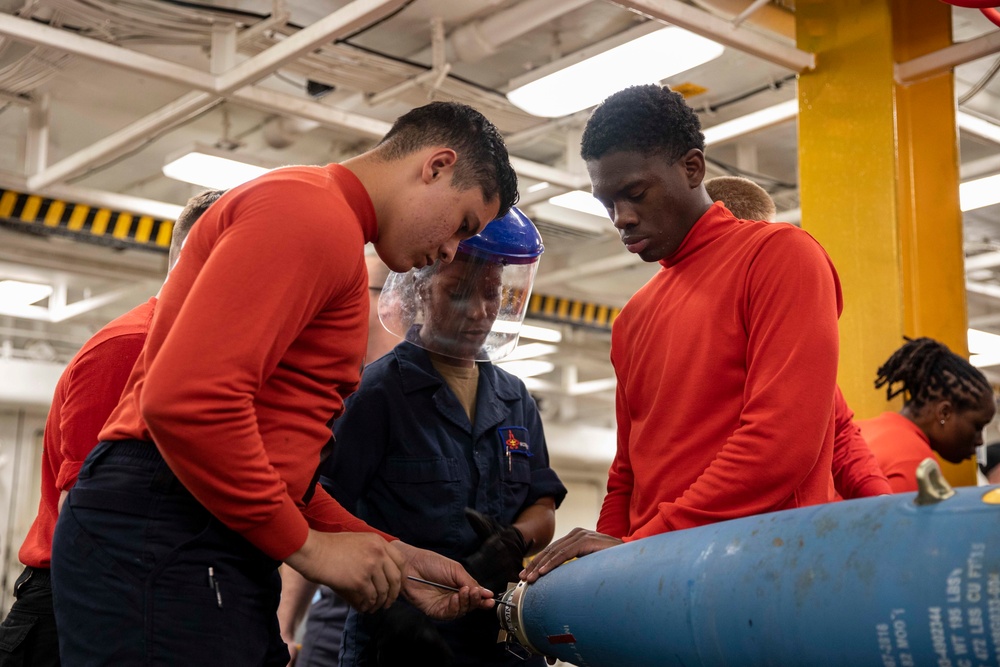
[376,102,519,217]
[874,337,992,411]
[581,84,705,163]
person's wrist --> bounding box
[284,530,315,575]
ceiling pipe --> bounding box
[689,0,795,40]
[447,0,594,63]
[612,0,814,72]
[3,6,584,202]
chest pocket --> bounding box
[379,457,463,553]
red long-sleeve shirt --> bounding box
[830,386,891,499]
[100,164,386,560]
[19,299,154,569]
[597,203,843,541]
[858,412,932,493]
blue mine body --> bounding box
[514,487,1000,666]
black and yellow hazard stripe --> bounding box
[0,188,173,253]
[528,292,620,331]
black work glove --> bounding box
[371,603,454,667]
[461,508,531,594]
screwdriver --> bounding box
[406,576,516,607]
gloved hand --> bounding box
[461,508,530,595]
[371,603,454,667]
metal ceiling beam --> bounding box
[0,10,585,205]
[896,29,1000,84]
[27,92,218,190]
[214,0,411,94]
[0,14,216,91]
[611,0,816,72]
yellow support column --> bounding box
[797,1,974,485]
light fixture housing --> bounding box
[548,191,608,218]
[969,328,1000,367]
[0,279,52,308]
[957,111,1000,145]
[162,143,276,190]
[961,173,1000,212]
[702,99,799,146]
[506,25,724,118]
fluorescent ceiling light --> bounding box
[496,359,555,379]
[957,111,1000,145]
[163,143,273,189]
[506,27,724,118]
[702,100,799,146]
[0,280,52,307]
[968,328,1000,367]
[520,323,563,343]
[961,173,1000,212]
[548,190,607,218]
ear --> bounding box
[421,148,458,185]
[681,148,707,188]
[935,400,954,424]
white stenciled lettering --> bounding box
[971,636,989,662]
[877,623,896,667]
[950,608,964,630]
[894,619,910,650]
[968,582,982,604]
[949,569,964,604]
[987,572,1000,598]
[968,607,984,635]
[951,633,968,656]
[968,544,985,580]
[930,607,952,666]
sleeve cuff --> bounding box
[527,468,568,509]
[56,460,84,492]
[623,513,671,542]
[242,495,311,561]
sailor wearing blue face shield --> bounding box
[305,208,567,667]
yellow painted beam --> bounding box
[797,0,902,418]
[798,1,973,485]
[893,0,973,486]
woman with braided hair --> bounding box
[859,337,997,493]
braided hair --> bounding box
[874,337,992,411]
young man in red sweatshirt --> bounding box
[0,190,222,666]
[703,175,890,501]
[522,85,843,581]
[50,102,517,665]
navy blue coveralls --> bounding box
[309,341,567,667]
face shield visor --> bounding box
[378,208,543,363]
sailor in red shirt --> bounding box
[0,190,222,667]
[859,337,995,493]
[523,85,843,582]
[50,102,518,666]
[703,176,890,501]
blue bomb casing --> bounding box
[499,469,1000,666]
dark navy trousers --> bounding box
[0,566,60,666]
[50,440,289,666]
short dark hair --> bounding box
[581,84,705,163]
[875,336,992,412]
[169,189,225,268]
[376,102,518,217]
